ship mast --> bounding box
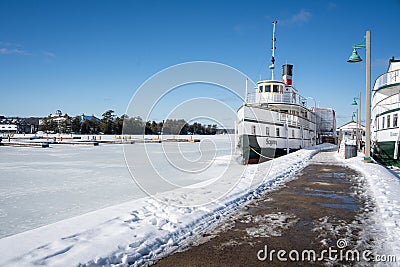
[269,21,277,80]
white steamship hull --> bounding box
[237,103,316,164]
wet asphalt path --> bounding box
[154,151,375,266]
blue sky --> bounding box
[1,0,400,127]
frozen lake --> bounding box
[0,135,238,238]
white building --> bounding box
[337,121,365,144]
[0,124,17,133]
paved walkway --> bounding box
[154,151,375,266]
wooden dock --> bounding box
[53,141,99,146]
[0,142,50,148]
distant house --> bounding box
[0,124,17,133]
[39,110,71,133]
[0,116,39,134]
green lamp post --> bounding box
[347,31,371,162]
[352,93,362,151]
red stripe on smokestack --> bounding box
[282,64,293,86]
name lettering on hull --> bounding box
[266,138,278,146]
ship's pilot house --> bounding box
[255,64,298,104]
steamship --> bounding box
[236,22,317,163]
[371,57,400,166]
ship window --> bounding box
[266,127,270,136]
[252,125,256,135]
[273,85,279,93]
[276,128,280,137]
[259,85,263,92]
[382,116,385,129]
[387,115,391,128]
[265,85,271,92]
[394,114,398,127]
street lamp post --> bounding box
[352,92,362,151]
[347,30,371,161]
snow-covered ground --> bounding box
[338,153,400,261]
[0,135,335,266]
[0,137,398,266]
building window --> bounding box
[382,116,385,129]
[394,114,398,127]
[259,85,263,92]
[387,115,391,128]
[265,85,271,92]
[292,129,295,138]
[252,125,256,135]
[276,128,280,137]
[266,127,270,136]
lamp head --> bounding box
[352,98,358,105]
[352,112,356,121]
[347,49,362,63]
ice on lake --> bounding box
[0,134,239,238]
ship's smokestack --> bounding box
[282,64,293,86]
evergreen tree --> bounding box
[71,116,82,133]
[145,121,152,134]
[81,120,91,134]
[151,121,159,134]
[100,110,115,134]
[39,117,50,132]
[89,118,101,134]
[113,115,124,135]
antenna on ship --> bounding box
[269,21,277,80]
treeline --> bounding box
[39,110,219,135]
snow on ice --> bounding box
[0,139,399,266]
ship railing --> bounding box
[373,69,400,91]
[278,113,301,127]
[372,92,400,113]
[245,91,310,108]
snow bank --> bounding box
[0,143,335,266]
[336,153,400,260]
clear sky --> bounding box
[1,0,400,127]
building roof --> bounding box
[0,124,17,130]
[79,115,100,121]
[337,121,365,131]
